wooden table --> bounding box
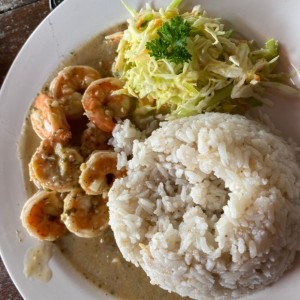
[0,1,50,298]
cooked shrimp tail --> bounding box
[20,191,66,241]
[80,122,112,158]
[79,150,125,196]
[30,93,71,144]
[29,139,83,192]
[61,189,109,238]
[49,65,101,120]
[82,77,132,133]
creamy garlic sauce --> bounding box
[18,116,40,197]
[18,24,186,299]
[23,241,53,282]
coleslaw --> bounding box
[113,0,297,118]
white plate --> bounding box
[0,0,300,299]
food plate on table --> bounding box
[0,0,300,299]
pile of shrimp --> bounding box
[20,65,132,241]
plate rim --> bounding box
[1,0,300,299]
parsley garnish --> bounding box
[146,16,192,64]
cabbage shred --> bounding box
[113,0,294,118]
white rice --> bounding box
[108,112,300,299]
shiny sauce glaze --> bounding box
[19,24,186,300]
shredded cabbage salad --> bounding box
[113,0,298,118]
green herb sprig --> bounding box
[146,16,192,64]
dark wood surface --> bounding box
[0,1,50,298]
[0,0,49,85]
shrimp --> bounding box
[49,65,101,120]
[20,191,66,241]
[29,139,83,193]
[80,122,112,158]
[30,93,71,144]
[79,150,125,196]
[61,189,108,238]
[82,77,132,133]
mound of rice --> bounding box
[108,112,300,299]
